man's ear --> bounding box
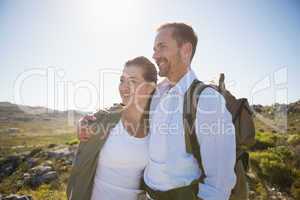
[180,42,193,63]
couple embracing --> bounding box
[67,22,251,200]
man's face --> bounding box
[152,28,182,78]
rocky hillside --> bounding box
[0,102,86,200]
[0,101,299,200]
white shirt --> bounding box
[91,120,149,200]
[144,69,236,200]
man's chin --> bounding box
[121,99,128,106]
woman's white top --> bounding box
[91,120,149,200]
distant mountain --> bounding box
[252,100,300,114]
[252,100,300,134]
[0,102,88,123]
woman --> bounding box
[67,56,157,200]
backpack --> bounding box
[183,73,256,200]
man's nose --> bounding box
[152,51,159,61]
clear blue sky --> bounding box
[0,0,299,111]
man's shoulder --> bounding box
[196,85,226,110]
[199,86,220,96]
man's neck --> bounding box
[168,66,190,85]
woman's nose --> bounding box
[120,82,131,92]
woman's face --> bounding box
[119,65,155,107]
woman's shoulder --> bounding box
[76,104,123,157]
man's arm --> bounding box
[77,115,97,141]
[195,87,236,200]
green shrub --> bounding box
[248,174,268,200]
[19,184,67,200]
[65,139,79,145]
[252,132,278,150]
[250,146,296,190]
[253,182,268,200]
[291,178,300,199]
[269,145,294,160]
[287,134,300,146]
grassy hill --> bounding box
[249,101,300,200]
[0,101,299,200]
[0,102,85,200]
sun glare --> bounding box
[80,0,139,29]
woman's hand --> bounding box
[77,115,97,142]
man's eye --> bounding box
[159,45,166,49]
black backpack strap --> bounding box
[183,79,212,183]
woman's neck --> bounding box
[121,100,149,138]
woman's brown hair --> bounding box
[124,56,157,136]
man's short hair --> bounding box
[157,22,198,61]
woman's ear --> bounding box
[142,82,156,96]
[146,82,156,94]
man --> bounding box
[143,23,236,200]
